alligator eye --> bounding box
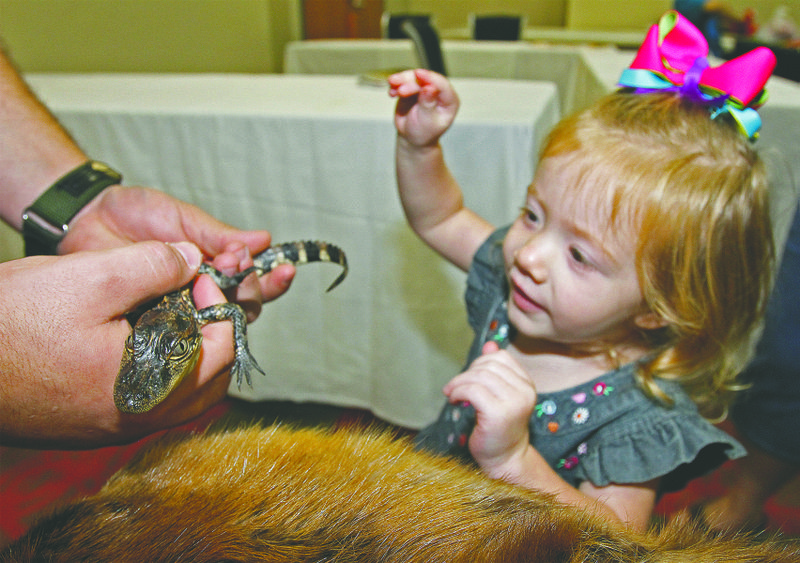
[173,339,190,358]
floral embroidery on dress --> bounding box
[571,392,587,404]
[592,382,614,396]
[558,455,580,469]
[547,421,559,433]
[556,442,589,471]
[491,323,509,344]
[536,399,557,417]
[572,407,590,425]
[484,303,510,346]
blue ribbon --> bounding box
[618,57,763,139]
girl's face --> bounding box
[503,155,655,351]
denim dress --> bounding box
[415,226,745,492]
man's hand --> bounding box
[61,185,295,321]
[0,241,247,447]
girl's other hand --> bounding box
[388,69,459,148]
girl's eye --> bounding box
[569,247,592,267]
[520,207,540,226]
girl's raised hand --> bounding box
[388,69,459,148]
[443,341,537,478]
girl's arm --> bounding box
[497,445,659,531]
[390,70,493,272]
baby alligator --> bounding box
[114,241,348,414]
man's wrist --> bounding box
[22,161,122,256]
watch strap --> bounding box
[22,161,122,256]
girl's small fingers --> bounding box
[469,350,532,383]
[446,382,496,413]
[449,366,536,413]
[446,369,513,401]
[388,69,417,85]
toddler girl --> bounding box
[388,11,776,530]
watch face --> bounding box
[59,175,94,197]
[60,162,118,197]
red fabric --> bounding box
[0,402,231,546]
[653,420,800,535]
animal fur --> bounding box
[3,425,798,562]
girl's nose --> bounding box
[514,235,551,283]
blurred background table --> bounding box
[15,73,560,428]
[441,26,646,48]
[285,39,613,114]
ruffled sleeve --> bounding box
[571,383,746,491]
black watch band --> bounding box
[22,161,122,256]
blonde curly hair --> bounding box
[540,91,775,419]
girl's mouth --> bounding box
[509,278,545,314]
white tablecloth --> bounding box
[20,74,560,428]
[285,40,613,114]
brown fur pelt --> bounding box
[3,425,798,562]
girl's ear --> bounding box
[634,310,669,330]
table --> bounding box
[18,74,560,428]
[440,26,646,49]
[286,40,800,249]
[284,39,613,114]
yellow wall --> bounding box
[0,0,301,73]
[384,0,568,28]
[379,1,799,32]
[2,1,797,73]
[567,0,799,31]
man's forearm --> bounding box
[0,48,87,230]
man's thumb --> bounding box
[96,241,203,314]
[166,241,203,271]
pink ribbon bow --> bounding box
[618,10,776,138]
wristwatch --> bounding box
[22,161,122,256]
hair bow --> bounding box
[618,10,776,139]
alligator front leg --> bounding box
[196,302,265,388]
